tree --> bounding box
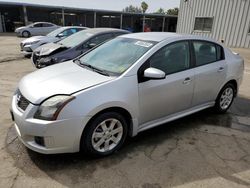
[155,8,165,14]
[123,5,142,13]
[141,1,148,13]
[166,7,179,15]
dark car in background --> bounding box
[32,28,130,68]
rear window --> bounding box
[193,41,224,66]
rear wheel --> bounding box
[81,112,128,156]
[22,31,30,38]
[214,83,235,113]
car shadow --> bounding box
[5,96,250,187]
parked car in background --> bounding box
[15,22,60,37]
[11,32,244,156]
[20,26,87,56]
[32,28,130,68]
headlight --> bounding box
[34,95,75,121]
[39,57,52,64]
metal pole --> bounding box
[94,12,96,28]
[84,14,86,27]
[165,17,169,32]
[23,6,28,25]
[0,14,2,32]
[120,14,123,29]
[2,15,6,32]
[109,16,111,27]
[62,8,65,26]
[162,17,165,32]
[142,15,145,32]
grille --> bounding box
[16,90,30,111]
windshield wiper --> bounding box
[76,60,110,76]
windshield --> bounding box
[79,37,156,75]
[47,27,65,37]
[58,30,93,48]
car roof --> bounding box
[61,26,88,29]
[83,28,130,35]
[120,32,219,44]
[32,22,56,25]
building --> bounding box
[0,1,177,33]
[177,0,250,48]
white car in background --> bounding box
[20,26,87,56]
[15,22,60,37]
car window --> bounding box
[89,33,114,44]
[113,32,127,37]
[193,41,222,66]
[33,23,43,27]
[61,28,77,37]
[59,30,94,48]
[42,23,54,27]
[149,41,190,75]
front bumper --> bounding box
[16,31,22,37]
[11,93,90,154]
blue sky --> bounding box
[1,0,180,12]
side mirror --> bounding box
[57,33,64,38]
[144,67,166,80]
[88,43,96,48]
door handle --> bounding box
[218,67,224,72]
[183,77,191,84]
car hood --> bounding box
[18,61,114,104]
[22,36,56,44]
[15,26,26,31]
[34,42,67,56]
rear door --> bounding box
[42,23,56,35]
[191,40,227,106]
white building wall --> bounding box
[177,0,250,48]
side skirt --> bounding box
[137,102,215,134]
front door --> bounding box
[31,23,43,35]
[138,41,195,126]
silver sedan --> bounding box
[11,32,244,156]
[15,22,60,37]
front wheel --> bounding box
[22,30,30,38]
[214,83,236,113]
[81,112,128,156]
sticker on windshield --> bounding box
[134,41,153,48]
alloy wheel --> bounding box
[219,87,234,110]
[91,118,123,152]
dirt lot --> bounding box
[0,35,250,188]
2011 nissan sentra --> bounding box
[11,32,244,156]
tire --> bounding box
[81,112,128,157]
[22,31,31,38]
[214,83,236,113]
[24,54,31,58]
